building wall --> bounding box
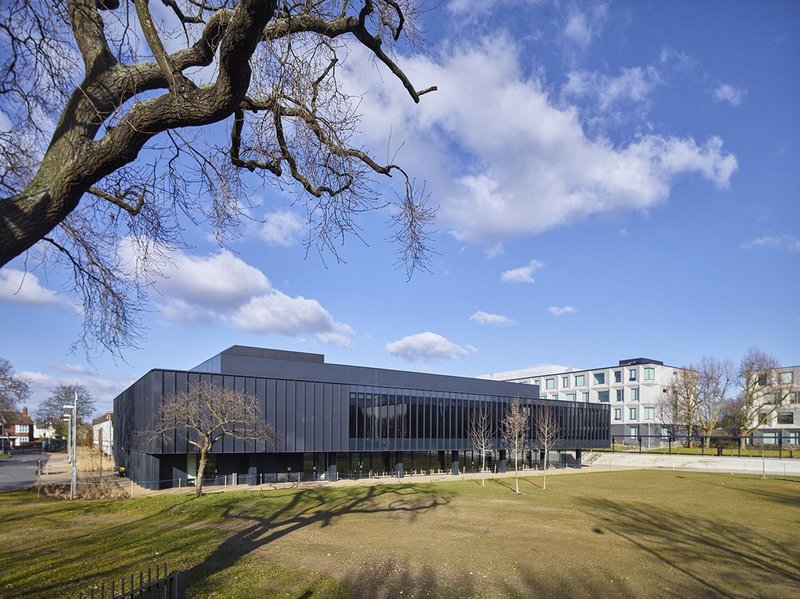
[752,365,800,446]
[92,418,113,455]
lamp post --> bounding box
[63,392,78,500]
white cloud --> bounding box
[501,260,544,284]
[562,4,608,50]
[548,305,578,316]
[470,311,517,326]
[19,370,136,416]
[340,37,737,247]
[563,66,661,110]
[713,84,746,106]
[741,235,800,253]
[0,269,61,305]
[232,291,353,347]
[484,242,505,259]
[260,210,306,247]
[53,364,95,375]
[385,332,476,363]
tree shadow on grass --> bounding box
[342,558,477,599]
[579,497,800,596]
[185,485,451,592]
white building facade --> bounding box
[755,365,800,448]
[482,358,678,447]
[92,412,113,456]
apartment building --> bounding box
[482,358,677,447]
[755,365,800,448]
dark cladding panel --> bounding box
[220,376,234,453]
[285,381,296,452]
[244,377,256,453]
[322,383,332,452]
[276,379,286,452]
[296,381,306,453]
[174,371,188,453]
[311,382,321,453]
[331,384,342,450]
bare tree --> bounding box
[0,1,437,357]
[149,381,276,496]
[36,384,95,436]
[534,406,560,491]
[734,349,793,448]
[695,357,735,446]
[467,402,493,486]
[0,358,29,412]
[666,368,700,447]
[502,399,528,495]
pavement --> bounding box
[0,451,54,491]
[589,451,800,476]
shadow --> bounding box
[342,557,477,599]
[185,485,451,591]
[490,478,517,493]
[579,497,800,596]
[723,484,800,508]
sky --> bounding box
[1,0,798,416]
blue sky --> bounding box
[1,0,798,415]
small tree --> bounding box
[534,406,561,491]
[150,381,276,496]
[502,399,529,495]
[468,402,493,486]
[36,384,95,436]
[666,368,700,447]
[0,358,29,412]
[696,357,735,446]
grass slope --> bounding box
[1,471,798,598]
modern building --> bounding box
[113,346,610,489]
[752,365,800,448]
[0,407,34,449]
[92,412,113,456]
[482,358,679,447]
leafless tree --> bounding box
[734,349,794,448]
[467,402,493,486]
[502,399,528,495]
[148,380,276,495]
[0,358,29,412]
[665,368,700,447]
[534,405,560,491]
[0,0,437,357]
[695,357,735,446]
[35,384,96,436]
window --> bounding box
[762,431,778,445]
[631,388,640,401]
[567,393,576,402]
[629,407,637,420]
[763,393,777,405]
[581,391,589,402]
[561,376,570,388]
[789,431,800,445]
[598,390,610,403]
[644,367,656,380]
[780,371,794,385]
[777,413,794,425]
[593,372,605,385]
[630,425,639,439]
[757,373,768,386]
[575,374,585,386]
[615,389,624,402]
[17,424,29,433]
[644,407,655,420]
[789,393,799,405]
[614,408,622,421]
[545,378,555,390]
[629,368,637,381]
[614,370,622,383]
[533,379,540,387]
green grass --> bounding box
[1,471,798,598]
[0,453,10,459]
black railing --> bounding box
[71,563,185,599]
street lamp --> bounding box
[63,392,78,500]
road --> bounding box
[0,451,50,491]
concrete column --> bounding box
[575,448,582,469]
[327,453,338,481]
[451,450,459,475]
[499,449,507,473]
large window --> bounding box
[644,367,656,380]
[616,389,624,402]
[581,391,589,402]
[567,393,576,402]
[777,413,794,425]
[631,387,640,401]
[561,376,570,388]
[629,368,638,381]
[575,374,586,386]
[629,407,637,420]
[644,407,655,420]
[545,378,555,390]
[614,370,622,383]
[780,371,794,385]
[614,408,622,421]
[630,425,639,439]
[593,372,605,385]
[597,390,610,403]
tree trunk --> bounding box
[514,455,519,494]
[543,452,548,491]
[196,450,208,497]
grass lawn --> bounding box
[1,471,798,598]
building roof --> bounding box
[0,407,33,426]
[92,411,113,426]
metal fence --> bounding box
[609,434,800,458]
[70,563,184,599]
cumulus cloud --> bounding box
[233,292,353,347]
[470,311,517,326]
[562,4,608,50]
[260,210,306,247]
[713,84,746,106]
[563,66,661,111]
[19,369,136,415]
[340,37,737,247]
[548,305,578,316]
[0,269,61,305]
[501,260,544,284]
[741,235,800,253]
[385,332,476,363]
